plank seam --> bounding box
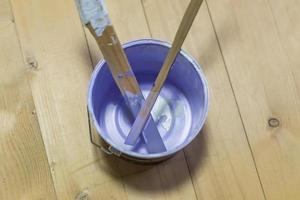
[120,176,130,199]
[78,2,128,197]
[141,1,205,198]
[265,0,300,103]
[7,0,59,198]
[81,25,97,69]
[141,0,200,198]
[140,0,153,38]
[183,150,199,200]
[79,21,131,200]
[204,0,267,199]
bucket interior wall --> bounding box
[90,41,207,156]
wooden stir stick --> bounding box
[76,0,166,153]
[125,0,204,145]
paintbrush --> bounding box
[76,0,166,153]
[125,0,203,145]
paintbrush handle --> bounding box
[87,24,140,95]
[76,0,166,152]
[125,0,203,145]
[153,0,203,93]
[90,25,166,152]
[76,0,139,94]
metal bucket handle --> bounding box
[87,106,171,164]
[87,106,122,156]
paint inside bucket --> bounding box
[88,39,208,160]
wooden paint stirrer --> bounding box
[125,0,203,145]
[76,0,166,153]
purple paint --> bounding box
[116,69,135,79]
[88,39,209,160]
[122,91,166,153]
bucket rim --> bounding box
[87,38,209,159]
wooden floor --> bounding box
[1,0,299,199]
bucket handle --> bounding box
[87,106,122,157]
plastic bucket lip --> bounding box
[88,38,209,159]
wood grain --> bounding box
[9,0,197,199]
[0,0,12,21]
[123,153,197,200]
[142,0,265,199]
[4,0,298,198]
[9,0,126,199]
[0,21,56,199]
[206,0,300,198]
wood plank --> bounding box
[268,0,300,96]
[0,0,12,21]
[10,0,197,199]
[123,153,196,200]
[206,0,300,198]
[9,0,126,199]
[0,21,56,199]
[142,0,266,199]
[85,0,198,199]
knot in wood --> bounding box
[268,118,280,128]
[75,190,89,200]
[26,56,38,69]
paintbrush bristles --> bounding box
[76,0,111,36]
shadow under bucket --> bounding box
[88,39,209,163]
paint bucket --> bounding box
[88,39,208,163]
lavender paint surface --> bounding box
[88,39,209,159]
